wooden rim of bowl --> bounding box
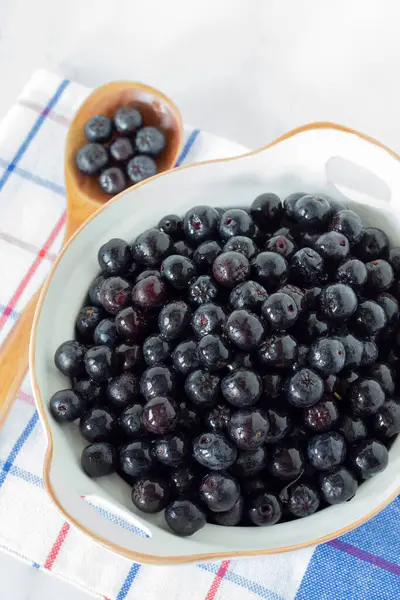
[31,121,400,565]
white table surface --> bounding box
[1,0,400,597]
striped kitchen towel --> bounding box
[0,70,399,600]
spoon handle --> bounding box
[0,289,41,426]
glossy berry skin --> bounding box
[330,210,364,245]
[223,236,258,260]
[293,194,331,229]
[288,483,320,518]
[257,334,297,369]
[183,205,220,244]
[265,235,296,259]
[389,246,400,273]
[84,115,112,142]
[291,248,326,286]
[142,396,178,434]
[228,408,269,449]
[84,346,116,382]
[314,231,350,263]
[193,240,222,270]
[320,284,358,321]
[250,192,283,230]
[98,238,132,275]
[292,344,310,371]
[349,438,389,479]
[366,259,394,293]
[115,307,150,341]
[132,228,172,267]
[115,343,143,371]
[135,126,166,155]
[212,251,250,288]
[158,301,191,340]
[251,251,288,290]
[79,406,117,442]
[193,432,237,470]
[300,312,329,342]
[165,500,206,537]
[158,214,183,240]
[373,399,400,437]
[119,440,155,477]
[119,403,145,438]
[361,340,379,367]
[192,303,225,338]
[161,255,196,289]
[320,466,358,504]
[369,363,395,396]
[287,368,324,407]
[50,389,87,422]
[75,306,104,340]
[336,333,362,370]
[199,472,240,512]
[351,300,387,337]
[230,446,267,477]
[131,275,167,309]
[107,373,140,409]
[336,259,367,288]
[127,155,157,183]
[81,443,116,477]
[248,493,282,526]
[349,378,385,416]
[76,143,108,175]
[99,167,126,195]
[169,465,198,495]
[205,403,231,431]
[283,192,306,220]
[114,106,143,133]
[225,310,265,351]
[172,340,200,375]
[280,285,305,312]
[308,337,346,375]
[197,334,231,371]
[109,137,134,162]
[308,432,346,471]
[269,443,304,480]
[376,293,399,328]
[188,275,219,305]
[100,277,131,315]
[221,368,262,407]
[304,398,339,432]
[93,319,119,347]
[229,285,269,320]
[54,340,85,377]
[219,209,255,241]
[142,335,170,366]
[261,292,299,330]
[140,366,175,400]
[354,227,390,261]
[264,407,292,444]
[132,476,170,514]
[338,414,367,443]
[72,377,105,406]
[185,369,220,407]
[155,433,189,467]
[213,497,244,526]
[88,275,106,306]
[172,240,193,258]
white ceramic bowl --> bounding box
[31,123,400,565]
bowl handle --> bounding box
[47,467,210,562]
[250,123,400,209]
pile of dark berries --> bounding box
[50,193,400,537]
[76,108,166,195]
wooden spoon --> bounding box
[0,81,183,427]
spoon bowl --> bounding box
[0,80,183,427]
